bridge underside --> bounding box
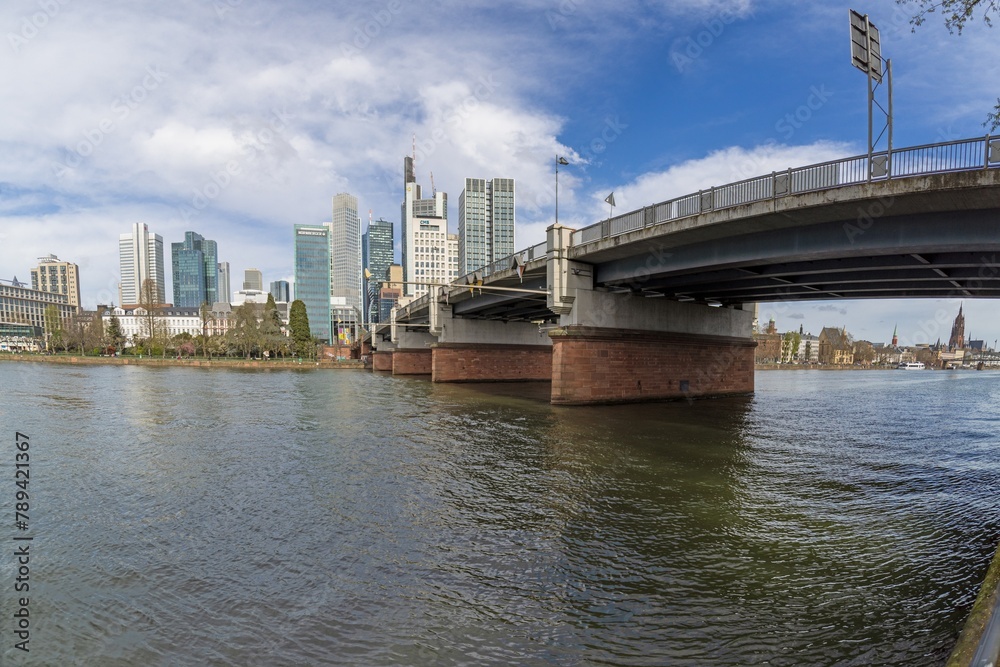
[592,210,1000,304]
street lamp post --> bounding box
[555,155,568,225]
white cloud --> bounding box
[598,141,855,214]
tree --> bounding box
[43,305,64,352]
[138,278,166,355]
[853,340,876,367]
[199,302,215,359]
[288,300,313,358]
[85,313,104,355]
[105,313,125,354]
[232,303,262,359]
[260,293,285,358]
[782,331,802,364]
[897,0,1000,129]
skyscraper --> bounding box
[458,177,515,274]
[243,268,264,291]
[270,280,290,303]
[401,156,448,297]
[30,254,81,310]
[119,223,165,306]
[363,218,394,323]
[329,193,362,314]
[217,262,231,304]
[447,233,459,282]
[293,224,331,343]
[171,231,218,307]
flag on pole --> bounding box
[605,192,615,207]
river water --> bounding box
[1,362,998,666]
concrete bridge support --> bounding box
[391,330,436,376]
[430,302,552,383]
[372,351,394,372]
[546,223,755,405]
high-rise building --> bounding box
[270,280,290,303]
[447,234,459,283]
[30,254,81,311]
[329,193,362,315]
[217,262,231,304]
[293,225,331,343]
[171,231,218,308]
[458,177,515,274]
[0,279,76,337]
[379,264,404,322]
[401,156,448,297]
[363,218,394,323]
[243,268,263,291]
[119,223,165,306]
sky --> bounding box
[1,0,998,347]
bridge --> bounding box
[365,135,1000,405]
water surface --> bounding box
[1,363,998,665]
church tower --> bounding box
[891,324,898,347]
[948,304,966,350]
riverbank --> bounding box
[756,364,877,371]
[0,353,364,370]
[755,364,998,371]
[947,543,1000,666]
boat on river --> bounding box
[897,362,926,370]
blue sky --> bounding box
[1,0,997,346]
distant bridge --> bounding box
[367,135,1000,404]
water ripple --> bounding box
[1,365,998,665]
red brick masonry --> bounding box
[392,348,432,375]
[550,326,756,405]
[432,343,552,383]
[372,350,394,372]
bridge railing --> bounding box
[401,135,998,324]
[396,241,551,322]
[570,135,998,246]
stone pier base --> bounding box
[392,348,432,376]
[372,351,394,372]
[432,344,552,383]
[550,326,755,405]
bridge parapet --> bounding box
[570,135,999,248]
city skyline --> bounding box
[1,1,998,343]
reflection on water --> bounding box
[0,364,998,666]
